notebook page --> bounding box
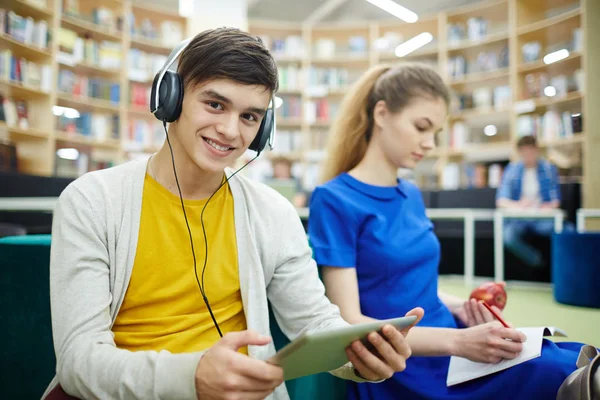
[446,327,546,387]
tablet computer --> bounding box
[267,315,417,381]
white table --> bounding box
[577,209,600,232]
[493,209,565,282]
[426,209,495,287]
[0,199,502,287]
[0,197,58,212]
[298,206,494,287]
[297,207,309,219]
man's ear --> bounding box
[372,100,389,130]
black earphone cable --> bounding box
[162,121,259,338]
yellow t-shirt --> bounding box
[112,173,247,354]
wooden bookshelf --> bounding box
[55,131,121,150]
[248,0,593,193]
[128,105,153,118]
[130,37,172,55]
[517,51,582,73]
[449,68,510,85]
[6,0,54,20]
[0,79,50,98]
[2,0,596,206]
[58,60,121,78]
[538,133,585,148]
[447,31,509,51]
[60,15,122,42]
[449,107,509,121]
[516,7,581,36]
[0,0,186,177]
[0,32,52,60]
[56,93,120,113]
[0,122,50,139]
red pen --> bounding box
[479,300,510,328]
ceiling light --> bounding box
[395,32,433,57]
[52,106,80,118]
[56,148,79,160]
[373,37,390,51]
[543,49,569,65]
[63,108,81,119]
[484,124,497,136]
[365,0,418,23]
[52,106,66,116]
[544,86,557,97]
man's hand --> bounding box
[195,330,284,400]
[345,307,424,381]
[454,321,526,363]
[455,298,509,327]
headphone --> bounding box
[149,37,276,154]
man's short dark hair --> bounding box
[178,27,279,94]
[517,135,538,149]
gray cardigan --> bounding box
[42,158,364,400]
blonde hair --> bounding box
[319,63,450,183]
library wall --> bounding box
[0,0,186,177]
[247,0,591,193]
[0,0,596,198]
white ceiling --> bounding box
[248,0,482,22]
[139,0,483,22]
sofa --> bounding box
[551,231,600,308]
[0,235,55,399]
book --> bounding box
[446,326,567,387]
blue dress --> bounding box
[308,173,582,400]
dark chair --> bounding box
[0,222,26,238]
[0,172,73,235]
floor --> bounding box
[439,277,600,347]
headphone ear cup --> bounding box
[153,71,183,123]
[249,108,273,153]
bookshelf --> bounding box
[247,0,593,194]
[0,0,596,207]
[0,0,186,177]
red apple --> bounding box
[469,282,507,311]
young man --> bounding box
[42,28,421,400]
[496,135,563,267]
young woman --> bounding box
[308,63,583,400]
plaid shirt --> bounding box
[496,159,561,203]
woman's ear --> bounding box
[372,100,389,130]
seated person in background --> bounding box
[42,28,421,400]
[266,156,308,207]
[308,63,583,400]
[496,135,572,268]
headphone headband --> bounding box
[150,38,193,115]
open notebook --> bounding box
[447,327,567,387]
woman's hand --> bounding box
[453,322,527,364]
[455,298,509,327]
[346,307,424,381]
